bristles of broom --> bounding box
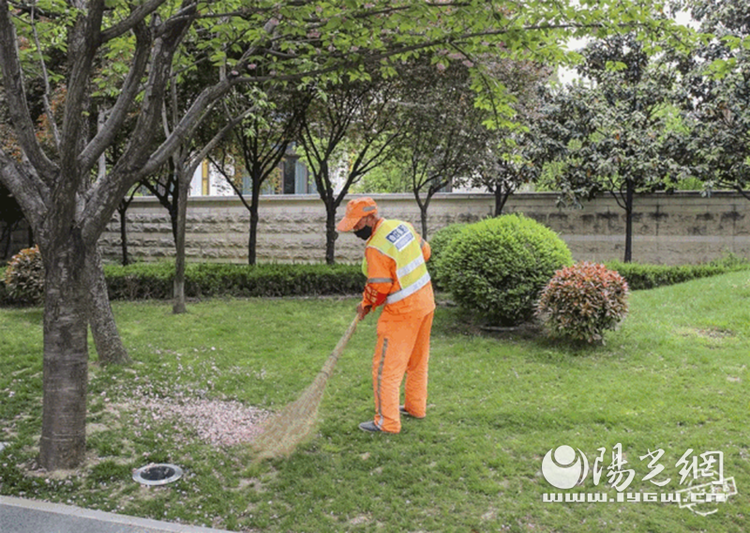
[253,315,360,460]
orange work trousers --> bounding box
[371,310,434,433]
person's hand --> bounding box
[356,303,371,320]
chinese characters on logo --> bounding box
[541,444,737,516]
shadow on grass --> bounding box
[433,302,603,359]
[0,305,43,326]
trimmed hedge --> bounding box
[606,253,750,291]
[104,262,365,300]
[2,253,748,307]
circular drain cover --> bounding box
[132,463,183,486]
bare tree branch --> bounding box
[79,21,152,174]
[0,146,48,229]
[100,0,169,43]
[184,106,258,179]
[0,0,58,182]
[80,4,200,241]
[59,0,105,175]
[29,3,61,151]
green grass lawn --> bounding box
[1,272,750,532]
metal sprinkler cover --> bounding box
[132,463,183,486]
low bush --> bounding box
[4,249,746,308]
[3,246,44,305]
[104,262,365,300]
[536,262,629,344]
[606,253,750,290]
[439,214,573,326]
[104,262,175,300]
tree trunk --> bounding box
[248,178,261,266]
[420,191,434,239]
[420,204,429,239]
[118,206,130,266]
[39,240,90,470]
[173,163,189,314]
[169,202,179,245]
[494,185,510,217]
[624,179,635,263]
[412,188,429,239]
[86,246,130,365]
[325,200,338,265]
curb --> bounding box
[0,495,234,533]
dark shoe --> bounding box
[359,421,381,433]
[399,405,425,419]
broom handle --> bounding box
[319,315,360,378]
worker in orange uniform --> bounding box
[337,197,435,433]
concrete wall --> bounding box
[95,191,750,266]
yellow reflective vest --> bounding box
[362,220,431,305]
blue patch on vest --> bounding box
[386,224,414,251]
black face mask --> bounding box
[354,225,373,240]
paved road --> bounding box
[0,496,234,533]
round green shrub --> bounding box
[439,214,572,326]
[4,245,45,304]
[428,223,468,289]
[536,262,629,344]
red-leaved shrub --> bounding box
[536,262,629,344]
[4,245,44,305]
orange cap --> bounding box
[337,197,378,232]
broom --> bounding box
[253,315,360,460]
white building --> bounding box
[189,146,330,197]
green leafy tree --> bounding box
[467,60,554,216]
[399,60,492,239]
[668,0,750,197]
[546,34,681,262]
[102,127,144,267]
[298,72,408,264]
[162,78,246,315]
[1,4,132,366]
[212,83,312,265]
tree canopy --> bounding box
[669,0,750,197]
